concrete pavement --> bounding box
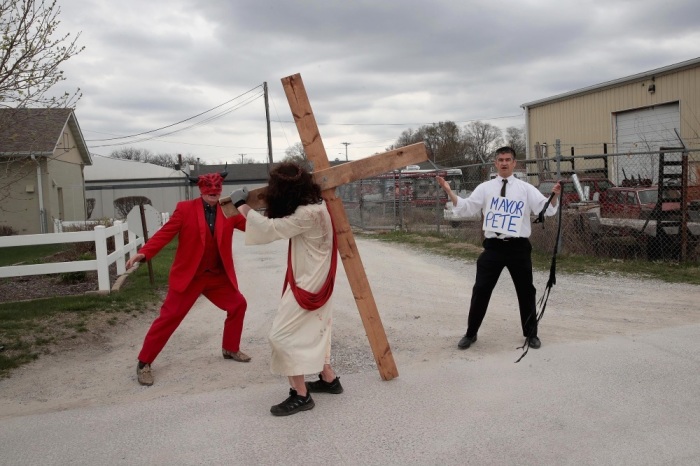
[2,322,699,465]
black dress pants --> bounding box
[465,237,538,338]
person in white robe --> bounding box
[230,162,343,416]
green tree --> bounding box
[0,0,84,108]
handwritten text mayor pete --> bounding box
[483,196,524,236]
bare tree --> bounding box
[421,121,469,166]
[108,148,205,169]
[150,152,202,169]
[284,142,305,160]
[463,121,503,164]
[0,0,84,109]
[0,0,84,212]
[233,155,257,164]
[388,128,424,151]
[505,126,526,159]
[389,122,469,167]
[110,148,153,162]
[148,153,177,168]
[281,142,309,167]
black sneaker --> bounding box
[528,336,542,349]
[270,389,315,416]
[306,374,344,394]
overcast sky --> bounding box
[54,0,700,164]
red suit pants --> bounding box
[138,272,247,364]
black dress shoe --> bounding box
[458,334,477,349]
[528,336,541,349]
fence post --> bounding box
[94,225,110,292]
[114,220,126,275]
[127,228,137,259]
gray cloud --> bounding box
[52,0,700,163]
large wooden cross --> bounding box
[220,73,428,380]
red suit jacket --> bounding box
[138,198,246,293]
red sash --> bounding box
[282,205,338,311]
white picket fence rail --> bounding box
[53,212,170,233]
[0,220,144,293]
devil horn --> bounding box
[182,170,200,184]
[219,162,228,180]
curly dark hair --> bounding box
[265,162,323,218]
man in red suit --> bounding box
[126,170,249,386]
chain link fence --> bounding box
[340,149,700,263]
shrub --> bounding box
[0,225,18,236]
[60,271,88,283]
[62,219,115,257]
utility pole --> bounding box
[341,142,350,161]
[239,153,247,164]
[263,82,273,166]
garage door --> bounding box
[614,102,680,184]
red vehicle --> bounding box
[601,185,700,220]
[338,167,464,207]
[600,186,679,219]
[538,177,614,207]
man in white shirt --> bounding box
[436,146,561,350]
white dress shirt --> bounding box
[451,175,558,239]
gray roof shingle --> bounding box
[0,108,91,163]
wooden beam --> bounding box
[281,73,417,381]
[219,142,427,217]
[219,73,429,380]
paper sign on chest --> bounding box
[483,196,525,236]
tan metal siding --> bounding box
[526,66,700,156]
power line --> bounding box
[85,84,264,142]
[90,91,264,148]
[270,113,524,127]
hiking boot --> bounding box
[306,374,344,394]
[222,349,251,362]
[137,362,153,386]
[270,389,315,416]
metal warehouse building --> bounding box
[521,57,700,185]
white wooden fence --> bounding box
[53,212,170,233]
[0,221,144,293]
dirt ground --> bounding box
[1,233,700,420]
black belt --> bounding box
[489,236,526,242]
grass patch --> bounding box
[0,241,176,377]
[361,230,700,285]
[0,244,70,267]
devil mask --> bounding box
[197,173,224,196]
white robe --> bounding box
[244,201,335,376]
